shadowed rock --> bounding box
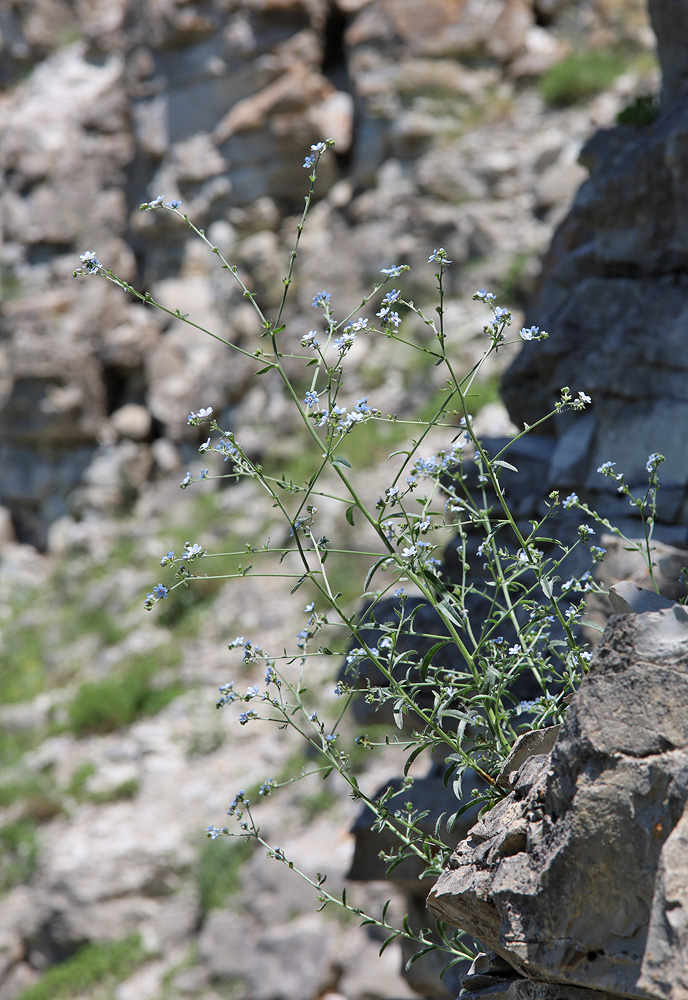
[428,606,688,999]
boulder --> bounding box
[428,607,688,998]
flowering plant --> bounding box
[75,140,667,979]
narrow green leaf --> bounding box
[379,933,397,956]
[403,742,430,776]
[332,456,352,468]
[346,505,356,526]
[493,459,519,472]
[365,556,389,591]
[405,946,435,969]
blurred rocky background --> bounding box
[0,1,678,1000]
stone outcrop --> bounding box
[501,13,688,537]
[427,606,688,999]
[0,0,655,548]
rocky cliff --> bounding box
[1,3,684,1000]
[0,0,652,549]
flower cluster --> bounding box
[139,195,181,211]
[376,289,402,329]
[410,441,466,479]
[75,250,101,275]
[303,140,330,170]
[556,386,592,412]
[144,582,169,609]
[428,248,452,265]
[519,326,549,341]
[301,331,320,349]
[217,681,239,708]
[187,406,214,425]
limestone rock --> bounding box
[500,39,688,536]
[427,607,688,998]
[639,799,688,999]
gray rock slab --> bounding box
[428,609,688,998]
[639,799,688,999]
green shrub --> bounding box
[16,934,147,1000]
[197,836,255,914]
[0,621,45,705]
[0,772,62,822]
[66,649,183,735]
[616,93,659,127]
[539,48,629,107]
[0,819,40,893]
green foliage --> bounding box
[197,837,255,913]
[78,139,674,979]
[156,577,224,634]
[0,609,46,705]
[0,819,40,894]
[539,47,630,107]
[66,648,183,736]
[66,763,140,803]
[16,934,148,1000]
[616,93,659,128]
[0,771,62,821]
[495,250,535,309]
[299,787,338,822]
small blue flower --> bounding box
[160,550,175,567]
[206,825,221,839]
[238,711,258,725]
[312,291,331,308]
[152,583,168,599]
[140,194,165,211]
[217,682,238,708]
[474,289,496,302]
[334,331,356,353]
[304,390,319,409]
[227,791,245,815]
[380,265,407,277]
[77,250,101,274]
[563,493,579,509]
[646,452,664,473]
[303,141,327,168]
[187,406,213,424]
[301,331,319,348]
[166,200,182,209]
[428,248,452,264]
[245,686,259,699]
[180,472,192,488]
[229,636,247,649]
[265,666,281,687]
